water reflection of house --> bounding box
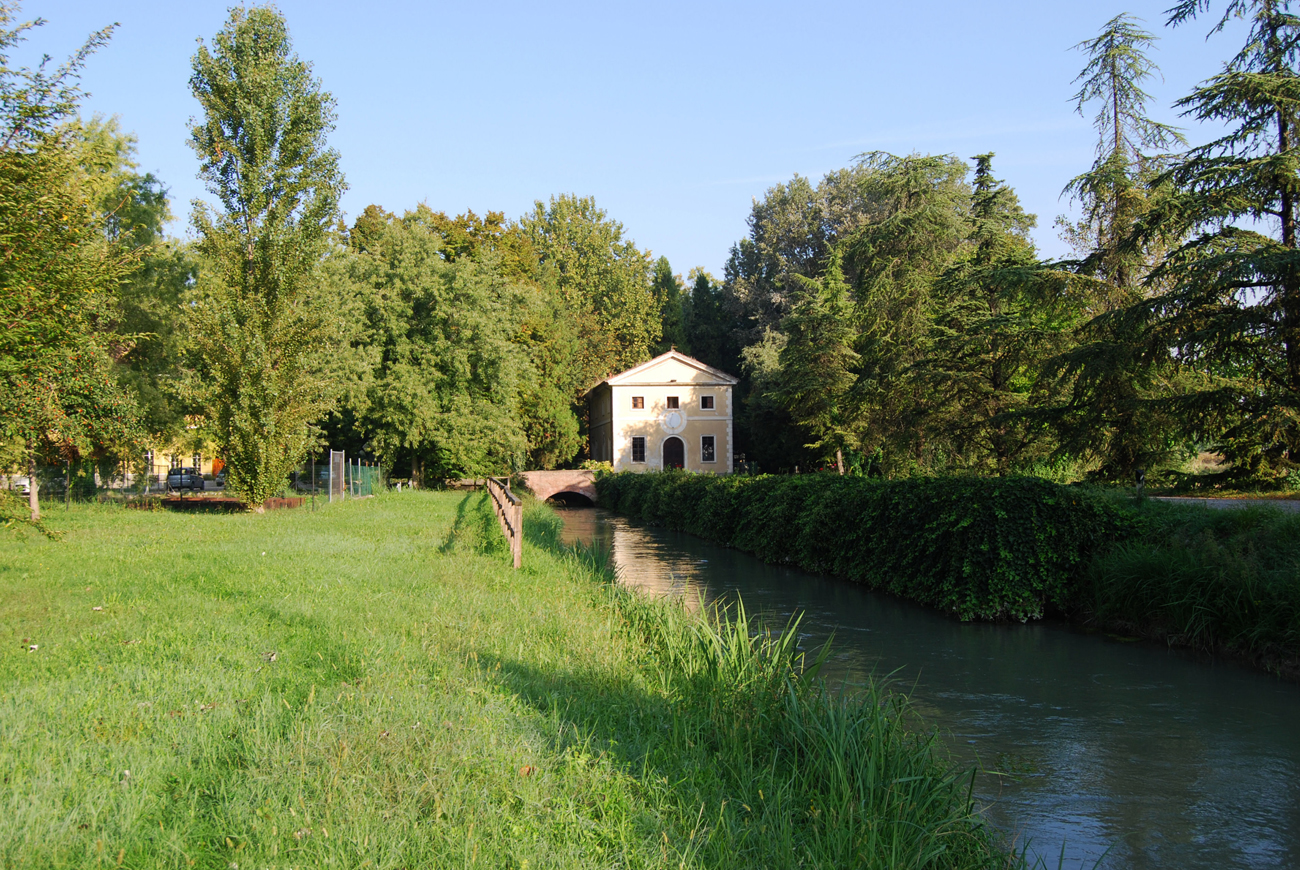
[585,350,738,473]
[556,505,705,609]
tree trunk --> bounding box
[28,448,39,522]
[836,448,845,476]
[1277,104,1300,460]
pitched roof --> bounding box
[584,350,739,395]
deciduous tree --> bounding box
[185,6,346,509]
[0,4,135,524]
[519,194,657,388]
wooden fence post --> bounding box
[484,476,522,569]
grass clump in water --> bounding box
[0,490,1021,868]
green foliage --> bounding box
[683,268,738,375]
[0,5,138,521]
[597,471,1136,621]
[328,206,583,478]
[186,6,347,509]
[64,116,201,447]
[774,250,859,463]
[1087,502,1300,663]
[650,255,688,355]
[0,487,58,538]
[519,194,658,388]
[1046,15,1190,481]
[1062,12,1185,292]
[921,154,1068,474]
[1130,0,1300,475]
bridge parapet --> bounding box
[517,470,597,504]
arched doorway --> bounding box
[663,436,685,469]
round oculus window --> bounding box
[660,409,686,434]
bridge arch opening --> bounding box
[545,491,594,507]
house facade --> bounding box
[586,351,738,473]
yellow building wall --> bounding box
[586,353,737,474]
[610,382,732,474]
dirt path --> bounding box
[1155,496,1300,513]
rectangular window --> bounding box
[666,396,679,409]
[700,395,714,410]
[632,396,644,409]
[701,435,716,463]
[631,437,646,463]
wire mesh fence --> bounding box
[3,452,386,508]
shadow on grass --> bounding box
[474,647,711,860]
[440,490,510,559]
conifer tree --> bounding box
[843,152,970,463]
[774,251,860,473]
[924,154,1057,474]
[1139,0,1300,475]
[684,269,737,374]
[651,256,689,355]
[1063,14,1185,294]
[1048,15,1187,478]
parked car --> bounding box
[166,467,205,492]
[8,475,31,495]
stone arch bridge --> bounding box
[517,469,598,504]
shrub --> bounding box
[597,472,1137,621]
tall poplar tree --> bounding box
[186,6,346,509]
[1140,0,1300,475]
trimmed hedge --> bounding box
[596,471,1139,622]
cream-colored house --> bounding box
[586,351,738,473]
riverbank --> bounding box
[1084,499,1300,680]
[595,472,1300,680]
[0,491,1020,868]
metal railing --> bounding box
[484,476,522,569]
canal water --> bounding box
[556,506,1300,870]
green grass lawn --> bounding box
[0,491,1017,869]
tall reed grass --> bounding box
[1086,503,1300,664]
[611,593,1018,867]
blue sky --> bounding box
[32,1,1250,276]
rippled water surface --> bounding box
[556,506,1300,869]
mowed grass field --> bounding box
[0,491,1018,869]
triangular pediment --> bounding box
[588,351,738,394]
